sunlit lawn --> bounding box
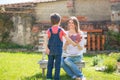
[0,52,120,80]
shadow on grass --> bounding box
[60,74,73,80]
[84,53,108,58]
[21,73,45,80]
[0,51,41,54]
[21,73,73,80]
[84,53,97,57]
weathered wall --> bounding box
[35,0,69,22]
[111,2,120,21]
[0,14,13,42]
[10,15,34,45]
[0,0,113,46]
[35,0,111,22]
[75,0,111,21]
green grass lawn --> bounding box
[0,52,120,80]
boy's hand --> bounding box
[65,41,69,45]
[63,41,69,50]
[46,47,50,55]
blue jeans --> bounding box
[47,54,61,80]
[61,55,83,78]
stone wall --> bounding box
[75,0,111,21]
[35,0,111,22]
[35,0,69,22]
[0,14,13,42]
[10,15,35,45]
[0,0,114,46]
[111,1,120,21]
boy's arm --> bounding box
[44,33,50,55]
[64,35,76,46]
[64,35,83,50]
[62,28,82,49]
[63,41,69,51]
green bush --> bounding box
[105,31,120,50]
[92,55,105,67]
[117,56,120,62]
[0,42,33,50]
[103,57,117,73]
[109,52,120,62]
[92,56,101,66]
[108,31,120,43]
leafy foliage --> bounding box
[109,52,120,62]
[0,14,13,42]
[105,31,120,50]
[107,31,120,43]
[103,57,117,73]
[117,56,120,62]
[92,56,100,66]
[0,42,33,50]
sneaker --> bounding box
[76,77,82,80]
[72,75,77,79]
[81,77,86,80]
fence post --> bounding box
[92,34,95,50]
[102,35,105,50]
[87,33,91,50]
[97,35,100,50]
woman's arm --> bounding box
[64,35,83,50]
[76,42,83,50]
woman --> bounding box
[61,16,86,80]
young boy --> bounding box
[45,13,76,80]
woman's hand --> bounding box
[77,44,83,50]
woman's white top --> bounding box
[62,31,87,57]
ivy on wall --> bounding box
[0,14,13,42]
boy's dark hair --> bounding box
[50,13,61,25]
